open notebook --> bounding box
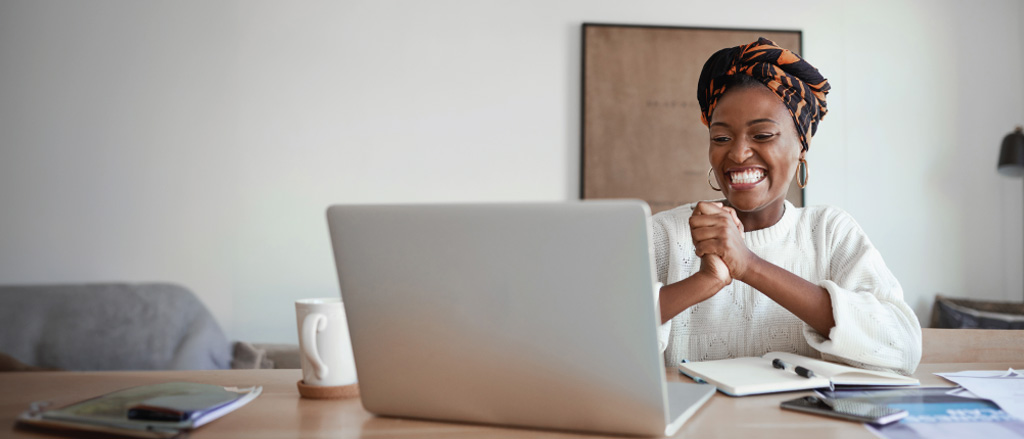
[678,352,919,396]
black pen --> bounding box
[772,358,816,379]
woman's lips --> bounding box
[727,168,766,188]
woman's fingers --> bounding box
[721,206,743,232]
[696,202,743,233]
[691,204,737,258]
[690,224,727,243]
[691,202,756,282]
[693,201,724,216]
[693,203,741,231]
[689,208,733,229]
[693,237,724,258]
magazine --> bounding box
[819,387,1024,439]
[17,381,262,438]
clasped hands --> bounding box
[689,201,758,286]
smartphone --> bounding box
[780,394,908,425]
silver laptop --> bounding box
[326,201,714,436]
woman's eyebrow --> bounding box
[710,119,780,128]
[747,118,779,126]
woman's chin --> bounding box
[724,192,773,213]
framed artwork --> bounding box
[581,24,803,213]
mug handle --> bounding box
[301,313,329,381]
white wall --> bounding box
[1,0,1022,344]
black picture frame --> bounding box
[581,23,804,213]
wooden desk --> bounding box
[3,362,1021,438]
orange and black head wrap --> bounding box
[697,37,830,151]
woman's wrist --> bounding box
[733,252,765,284]
[694,268,730,292]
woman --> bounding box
[653,38,921,375]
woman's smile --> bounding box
[726,166,767,188]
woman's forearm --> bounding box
[741,256,836,336]
[659,271,728,324]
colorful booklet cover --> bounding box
[822,387,1024,439]
[678,352,919,396]
[17,381,262,438]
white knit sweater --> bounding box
[652,200,922,375]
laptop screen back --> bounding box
[326,201,667,435]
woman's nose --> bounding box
[727,139,754,163]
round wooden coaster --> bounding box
[296,380,360,399]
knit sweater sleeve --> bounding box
[650,210,676,355]
[802,209,922,375]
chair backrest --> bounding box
[920,328,1024,363]
[931,294,1024,329]
[0,282,232,371]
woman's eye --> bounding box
[712,136,731,143]
[753,133,775,141]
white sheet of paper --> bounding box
[936,369,1024,421]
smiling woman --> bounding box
[707,83,801,229]
[652,38,922,375]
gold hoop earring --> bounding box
[797,159,809,188]
[708,168,721,191]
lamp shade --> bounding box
[998,126,1024,177]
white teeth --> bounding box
[729,169,765,185]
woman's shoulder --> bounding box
[793,202,857,223]
[650,201,707,240]
[651,199,727,221]
[651,201,698,221]
[792,203,869,240]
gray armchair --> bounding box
[0,283,266,371]
[931,294,1024,329]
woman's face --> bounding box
[708,84,803,216]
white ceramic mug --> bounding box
[295,298,357,387]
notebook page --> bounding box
[680,356,830,395]
[763,352,917,386]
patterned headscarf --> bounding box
[697,37,830,151]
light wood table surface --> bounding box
[3,362,1020,438]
